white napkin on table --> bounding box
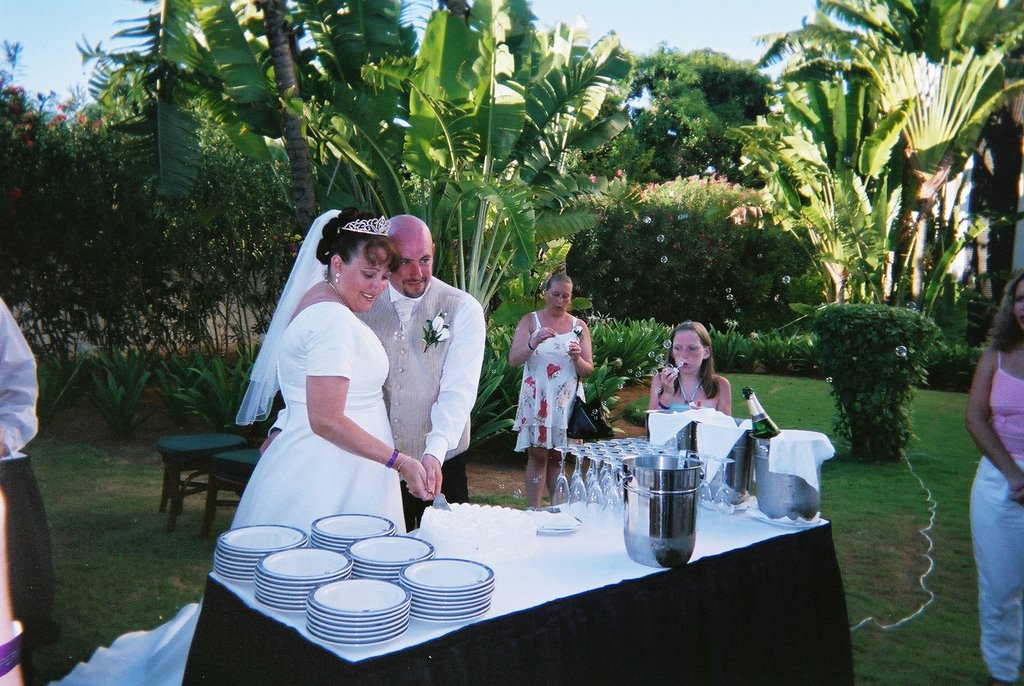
[766,429,835,492]
[647,407,741,447]
[646,409,698,447]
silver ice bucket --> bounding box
[621,453,702,568]
[750,436,819,519]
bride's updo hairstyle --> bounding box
[315,207,399,271]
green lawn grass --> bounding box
[29,375,984,684]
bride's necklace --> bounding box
[326,278,347,306]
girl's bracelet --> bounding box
[385,449,400,469]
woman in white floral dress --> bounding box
[509,270,594,508]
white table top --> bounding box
[213,504,827,662]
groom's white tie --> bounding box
[394,297,415,327]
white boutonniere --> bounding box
[572,324,583,339]
[423,311,451,351]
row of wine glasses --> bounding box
[548,439,651,522]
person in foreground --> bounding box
[56,209,429,686]
[233,208,429,529]
[0,298,57,684]
[965,270,1024,686]
[357,215,485,530]
[0,491,24,686]
[648,320,731,415]
[509,269,594,509]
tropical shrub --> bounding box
[153,352,210,422]
[567,177,817,332]
[708,325,752,373]
[587,317,665,383]
[173,352,254,435]
[923,341,982,392]
[813,304,940,462]
[36,354,90,426]
[787,333,819,376]
[748,331,795,374]
[89,349,154,436]
[469,327,520,450]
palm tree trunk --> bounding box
[260,0,318,236]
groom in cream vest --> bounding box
[358,216,486,530]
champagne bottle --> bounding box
[742,386,781,438]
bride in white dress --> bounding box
[57,209,431,685]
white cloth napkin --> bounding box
[647,409,699,447]
[697,422,748,482]
[766,429,835,492]
[648,407,740,446]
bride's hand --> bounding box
[398,456,431,499]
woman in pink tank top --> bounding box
[966,270,1024,686]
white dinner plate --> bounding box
[411,597,491,613]
[348,535,434,564]
[525,510,583,535]
[748,507,824,528]
[410,605,490,623]
[399,558,494,591]
[258,548,351,579]
[401,580,494,599]
[309,578,409,614]
[312,514,395,539]
[307,624,408,646]
[307,607,409,630]
[218,525,307,553]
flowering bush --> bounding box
[566,176,818,332]
[1,70,293,357]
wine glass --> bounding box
[714,482,738,515]
[585,455,604,508]
[568,450,588,516]
[702,453,735,514]
[551,446,569,507]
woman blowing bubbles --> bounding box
[509,270,594,509]
[966,270,1024,686]
[649,321,731,415]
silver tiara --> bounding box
[342,217,390,236]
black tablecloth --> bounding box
[184,524,852,685]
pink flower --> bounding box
[588,174,597,183]
[546,363,561,379]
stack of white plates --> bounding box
[213,525,307,582]
[398,558,495,622]
[306,578,411,645]
[310,514,396,554]
[348,535,435,580]
[254,548,353,612]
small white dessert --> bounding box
[417,503,538,563]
